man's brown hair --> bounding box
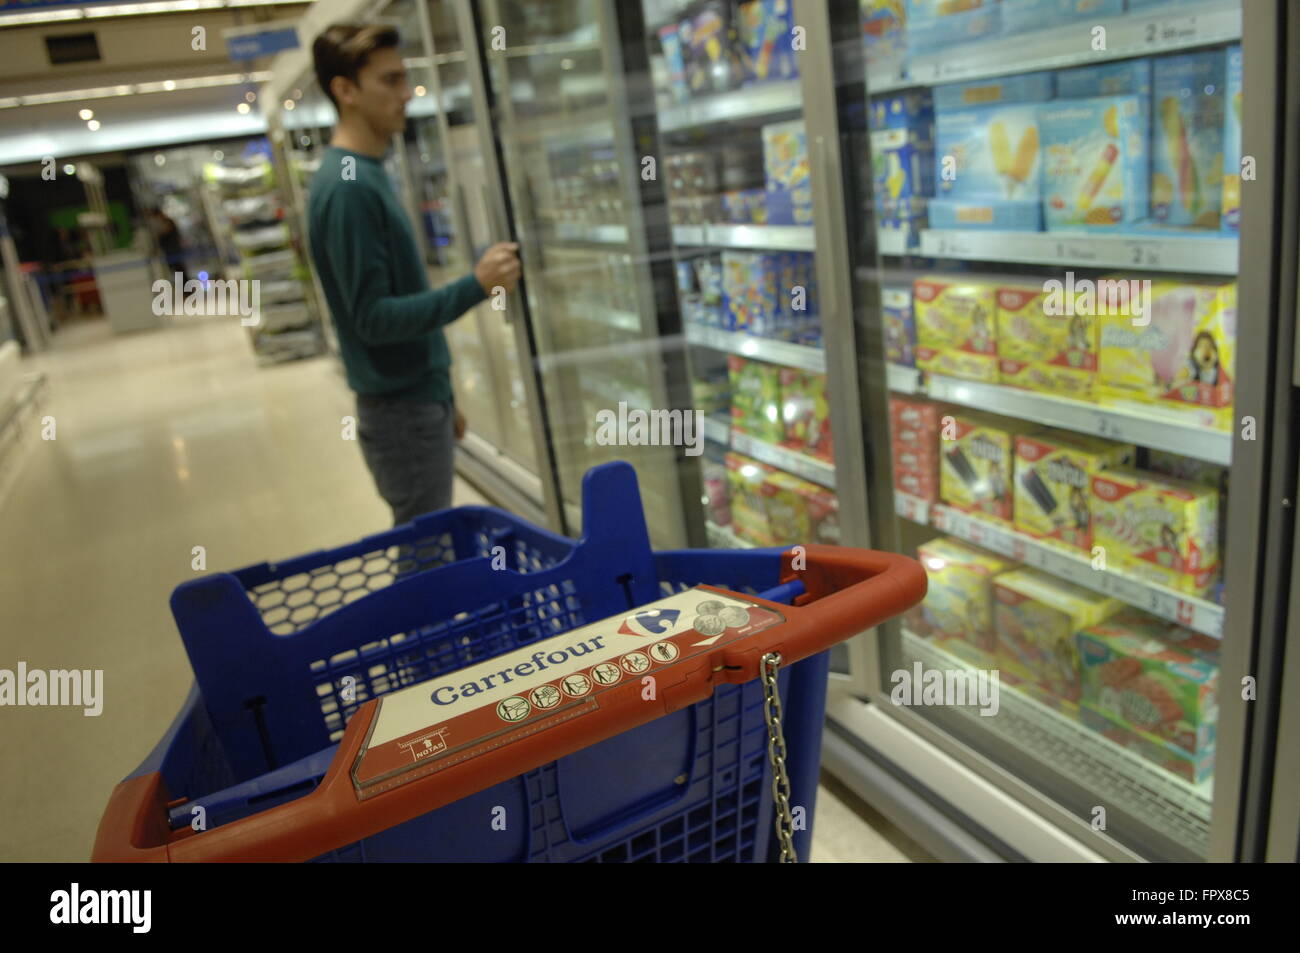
[312,23,401,112]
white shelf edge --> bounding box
[730,428,836,489]
[919,228,1239,276]
[896,499,1224,639]
[900,0,1240,88]
[659,79,802,132]
[672,224,815,251]
[685,324,826,373]
[920,372,1233,466]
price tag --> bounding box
[1175,599,1196,628]
[1011,538,1027,562]
[932,506,949,532]
[1124,241,1161,268]
[1143,14,1198,48]
[1092,411,1124,440]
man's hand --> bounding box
[474,242,521,296]
[454,406,466,441]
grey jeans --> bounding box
[355,393,455,527]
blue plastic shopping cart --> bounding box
[94,462,925,862]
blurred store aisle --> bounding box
[0,314,922,862]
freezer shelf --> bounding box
[685,324,825,373]
[919,229,1238,276]
[895,493,1225,638]
[897,0,1241,88]
[658,79,801,132]
[553,222,629,245]
[672,224,815,251]
[888,365,1233,466]
[900,628,1213,858]
[730,429,835,489]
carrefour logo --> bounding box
[618,608,682,638]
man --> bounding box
[309,23,520,526]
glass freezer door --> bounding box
[466,0,695,547]
[833,0,1283,862]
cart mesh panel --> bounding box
[310,578,586,743]
[244,529,559,636]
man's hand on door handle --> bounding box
[474,241,521,296]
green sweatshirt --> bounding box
[307,145,486,402]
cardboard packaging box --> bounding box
[933,102,1043,229]
[761,469,839,545]
[779,368,833,460]
[1000,0,1123,35]
[914,275,1000,382]
[721,250,780,334]
[1151,50,1226,228]
[933,70,1054,111]
[727,355,785,443]
[762,119,813,225]
[995,280,1097,399]
[884,285,917,366]
[1040,95,1149,230]
[1090,467,1220,596]
[915,537,1018,657]
[1078,608,1219,766]
[1096,280,1236,429]
[940,412,1023,523]
[737,0,799,84]
[725,452,776,545]
[905,0,1001,55]
[1014,430,1133,552]
[994,568,1122,702]
[1222,44,1243,233]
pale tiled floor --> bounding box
[0,312,926,862]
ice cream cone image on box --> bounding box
[886,152,906,199]
[1159,97,1199,215]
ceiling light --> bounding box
[283,100,294,110]
[87,119,100,130]
[163,80,176,91]
[154,154,165,166]
[245,91,256,103]
[63,164,76,175]
[414,85,426,96]
[79,108,93,120]
[237,102,250,114]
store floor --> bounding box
[1,313,929,863]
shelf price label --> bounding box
[895,492,929,525]
[1143,14,1199,48]
[1090,411,1125,441]
[1123,241,1161,268]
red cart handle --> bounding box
[93,545,925,862]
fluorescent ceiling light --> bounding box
[0,0,305,27]
[0,71,272,108]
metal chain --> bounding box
[761,652,797,863]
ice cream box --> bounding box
[994,280,1098,398]
[935,102,1043,203]
[1040,95,1149,230]
[1014,429,1133,551]
[737,0,799,84]
[1079,703,1214,784]
[760,468,839,546]
[1151,50,1226,228]
[933,70,1054,111]
[884,285,917,366]
[725,452,777,545]
[914,275,1000,382]
[1078,612,1219,757]
[905,0,1001,55]
[993,568,1121,702]
[762,119,813,225]
[1000,0,1123,36]
[1222,43,1243,233]
[1090,466,1220,596]
[939,412,1023,523]
[727,355,785,444]
[916,536,1018,652]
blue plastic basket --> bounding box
[101,462,831,862]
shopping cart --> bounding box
[93,461,925,862]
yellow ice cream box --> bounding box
[914,537,1018,656]
[913,275,1000,383]
[1014,430,1133,552]
[1096,280,1236,430]
[1090,467,1220,596]
[995,281,1098,399]
[939,412,1023,524]
[993,568,1121,703]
